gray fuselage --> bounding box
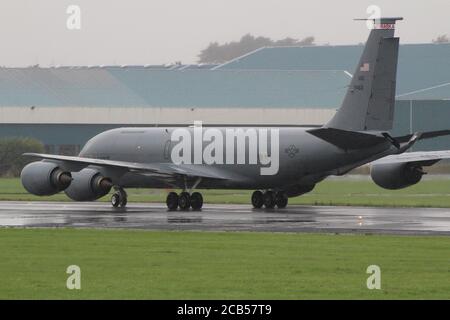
[78,126,393,192]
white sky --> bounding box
[0,0,448,66]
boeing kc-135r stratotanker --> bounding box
[21,18,450,210]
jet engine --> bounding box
[21,162,72,196]
[64,168,113,201]
[371,162,424,190]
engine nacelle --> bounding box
[371,162,424,190]
[64,168,113,201]
[21,162,72,196]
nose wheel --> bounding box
[166,191,203,210]
[111,188,127,208]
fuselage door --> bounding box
[163,140,171,160]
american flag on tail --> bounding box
[360,63,370,72]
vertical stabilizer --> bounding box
[326,17,403,131]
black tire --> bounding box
[120,195,127,207]
[263,191,276,209]
[190,192,203,210]
[251,190,264,209]
[166,192,179,210]
[275,192,288,209]
[178,192,191,210]
[111,193,120,207]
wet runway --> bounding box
[0,201,449,235]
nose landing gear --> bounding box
[111,188,127,208]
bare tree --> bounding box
[432,34,449,44]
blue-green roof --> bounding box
[217,43,450,99]
[0,68,349,108]
[0,43,449,109]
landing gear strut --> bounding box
[252,190,288,209]
[111,188,127,208]
[165,191,204,211]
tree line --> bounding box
[198,34,315,64]
[0,137,44,177]
[198,33,450,64]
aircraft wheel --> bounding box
[251,190,264,209]
[178,192,191,210]
[275,192,288,209]
[166,192,179,210]
[190,192,203,210]
[111,189,127,208]
[263,191,276,209]
[120,195,128,207]
[111,193,121,207]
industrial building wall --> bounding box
[0,106,334,125]
[393,100,450,151]
[0,100,449,155]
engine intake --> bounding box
[64,168,112,201]
[21,162,72,196]
[371,162,424,190]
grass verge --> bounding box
[1,177,450,207]
[0,228,449,299]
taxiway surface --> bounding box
[0,201,449,235]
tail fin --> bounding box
[326,17,403,131]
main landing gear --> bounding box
[166,191,204,211]
[251,190,288,209]
[111,188,127,208]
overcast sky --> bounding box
[0,0,448,66]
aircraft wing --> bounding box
[373,150,450,166]
[23,153,230,180]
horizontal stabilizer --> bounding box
[307,128,386,149]
[373,150,450,166]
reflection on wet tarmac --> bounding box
[167,216,203,224]
[0,201,449,235]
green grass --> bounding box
[0,228,449,299]
[1,177,450,207]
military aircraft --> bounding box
[21,17,450,210]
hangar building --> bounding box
[0,43,449,154]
